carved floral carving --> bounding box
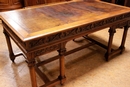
[33,43,61,57]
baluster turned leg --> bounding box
[26,55,37,87]
[3,29,15,62]
[119,26,129,53]
[105,27,116,61]
[57,45,66,85]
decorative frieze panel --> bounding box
[33,43,61,57]
[111,21,129,29]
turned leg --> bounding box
[119,26,129,53]
[105,27,116,61]
[57,47,66,85]
[26,55,37,87]
[3,29,15,62]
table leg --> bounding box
[26,56,37,87]
[119,26,129,53]
[57,47,66,85]
[3,29,15,62]
[59,55,66,85]
[105,27,116,61]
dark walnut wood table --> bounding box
[1,0,130,87]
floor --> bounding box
[0,21,130,87]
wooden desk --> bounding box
[1,0,130,87]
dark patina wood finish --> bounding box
[1,0,130,87]
[102,0,130,7]
[0,0,24,11]
[23,0,71,6]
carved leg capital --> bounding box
[108,28,116,35]
[26,59,36,67]
[57,48,66,56]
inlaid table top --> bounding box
[1,0,130,41]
